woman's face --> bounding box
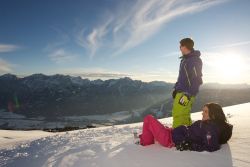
[202,106,210,121]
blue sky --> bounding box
[0,0,250,83]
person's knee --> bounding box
[144,114,154,122]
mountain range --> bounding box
[0,73,250,130]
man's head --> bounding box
[179,38,194,55]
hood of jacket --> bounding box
[180,49,201,59]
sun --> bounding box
[209,51,247,83]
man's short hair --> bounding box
[180,38,194,50]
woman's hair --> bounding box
[204,103,233,144]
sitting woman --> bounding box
[136,103,233,152]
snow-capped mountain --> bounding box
[0,74,173,129]
[0,73,172,117]
[1,73,250,130]
[0,103,249,167]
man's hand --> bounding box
[179,94,190,106]
[172,90,177,99]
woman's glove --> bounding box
[176,140,192,151]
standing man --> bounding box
[172,38,203,128]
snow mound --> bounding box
[1,103,250,167]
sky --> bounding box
[0,0,250,84]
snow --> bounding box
[0,130,53,150]
[1,103,250,167]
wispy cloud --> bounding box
[71,72,129,79]
[44,26,70,52]
[55,67,130,79]
[210,40,250,49]
[76,18,113,58]
[48,49,77,64]
[76,0,227,57]
[159,51,180,58]
[45,27,78,64]
[163,39,250,59]
[0,44,19,53]
[46,66,178,82]
[0,58,14,73]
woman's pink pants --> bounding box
[139,115,175,147]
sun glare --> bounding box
[211,51,247,83]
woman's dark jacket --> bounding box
[172,120,220,152]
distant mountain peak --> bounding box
[0,73,18,80]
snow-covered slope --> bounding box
[0,130,53,150]
[1,103,250,167]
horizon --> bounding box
[1,72,250,86]
[0,0,250,84]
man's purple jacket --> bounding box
[174,49,203,96]
[172,120,220,152]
